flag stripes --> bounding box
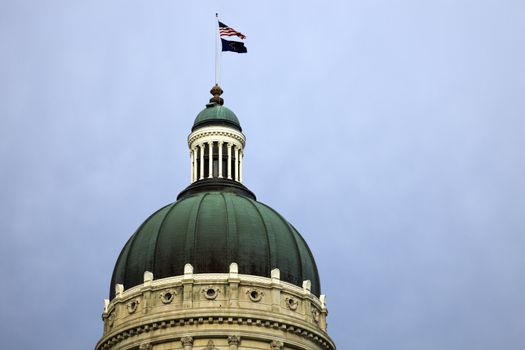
[219,21,246,40]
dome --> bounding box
[110,190,320,299]
[192,103,241,131]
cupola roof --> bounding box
[192,85,241,131]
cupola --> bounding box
[188,85,245,184]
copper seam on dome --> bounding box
[181,195,197,269]
[258,202,307,293]
[285,221,306,290]
[268,204,304,275]
[111,204,170,299]
[244,196,270,276]
[229,194,246,273]
[183,194,203,271]
[125,206,169,292]
[258,203,278,274]
[189,192,210,272]
[219,192,232,268]
[291,223,321,295]
[223,192,240,266]
[287,221,320,295]
[143,207,170,279]
[124,207,167,286]
[110,235,134,299]
[152,201,181,276]
[244,198,275,276]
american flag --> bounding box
[218,21,246,40]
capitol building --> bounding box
[95,86,336,350]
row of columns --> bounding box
[190,141,243,183]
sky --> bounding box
[1,0,525,349]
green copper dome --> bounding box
[192,103,241,131]
[110,190,320,299]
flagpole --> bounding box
[215,13,220,86]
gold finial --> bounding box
[209,84,224,105]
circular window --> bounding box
[126,299,140,314]
[286,297,298,310]
[160,290,176,304]
[203,287,218,300]
[247,289,263,302]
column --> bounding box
[218,141,223,178]
[234,147,239,181]
[208,141,213,178]
[199,144,204,180]
[190,149,194,182]
[192,148,197,182]
[227,143,232,180]
[239,150,243,183]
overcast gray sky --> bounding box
[1,1,525,349]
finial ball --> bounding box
[209,84,224,105]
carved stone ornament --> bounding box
[160,289,177,304]
[202,286,220,300]
[205,340,218,350]
[285,296,299,310]
[270,340,284,350]
[126,299,140,314]
[139,342,152,350]
[180,336,193,346]
[107,311,115,328]
[311,308,320,323]
[246,288,264,302]
[228,335,241,345]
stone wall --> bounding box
[96,263,335,350]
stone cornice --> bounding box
[188,126,245,147]
[96,314,335,350]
